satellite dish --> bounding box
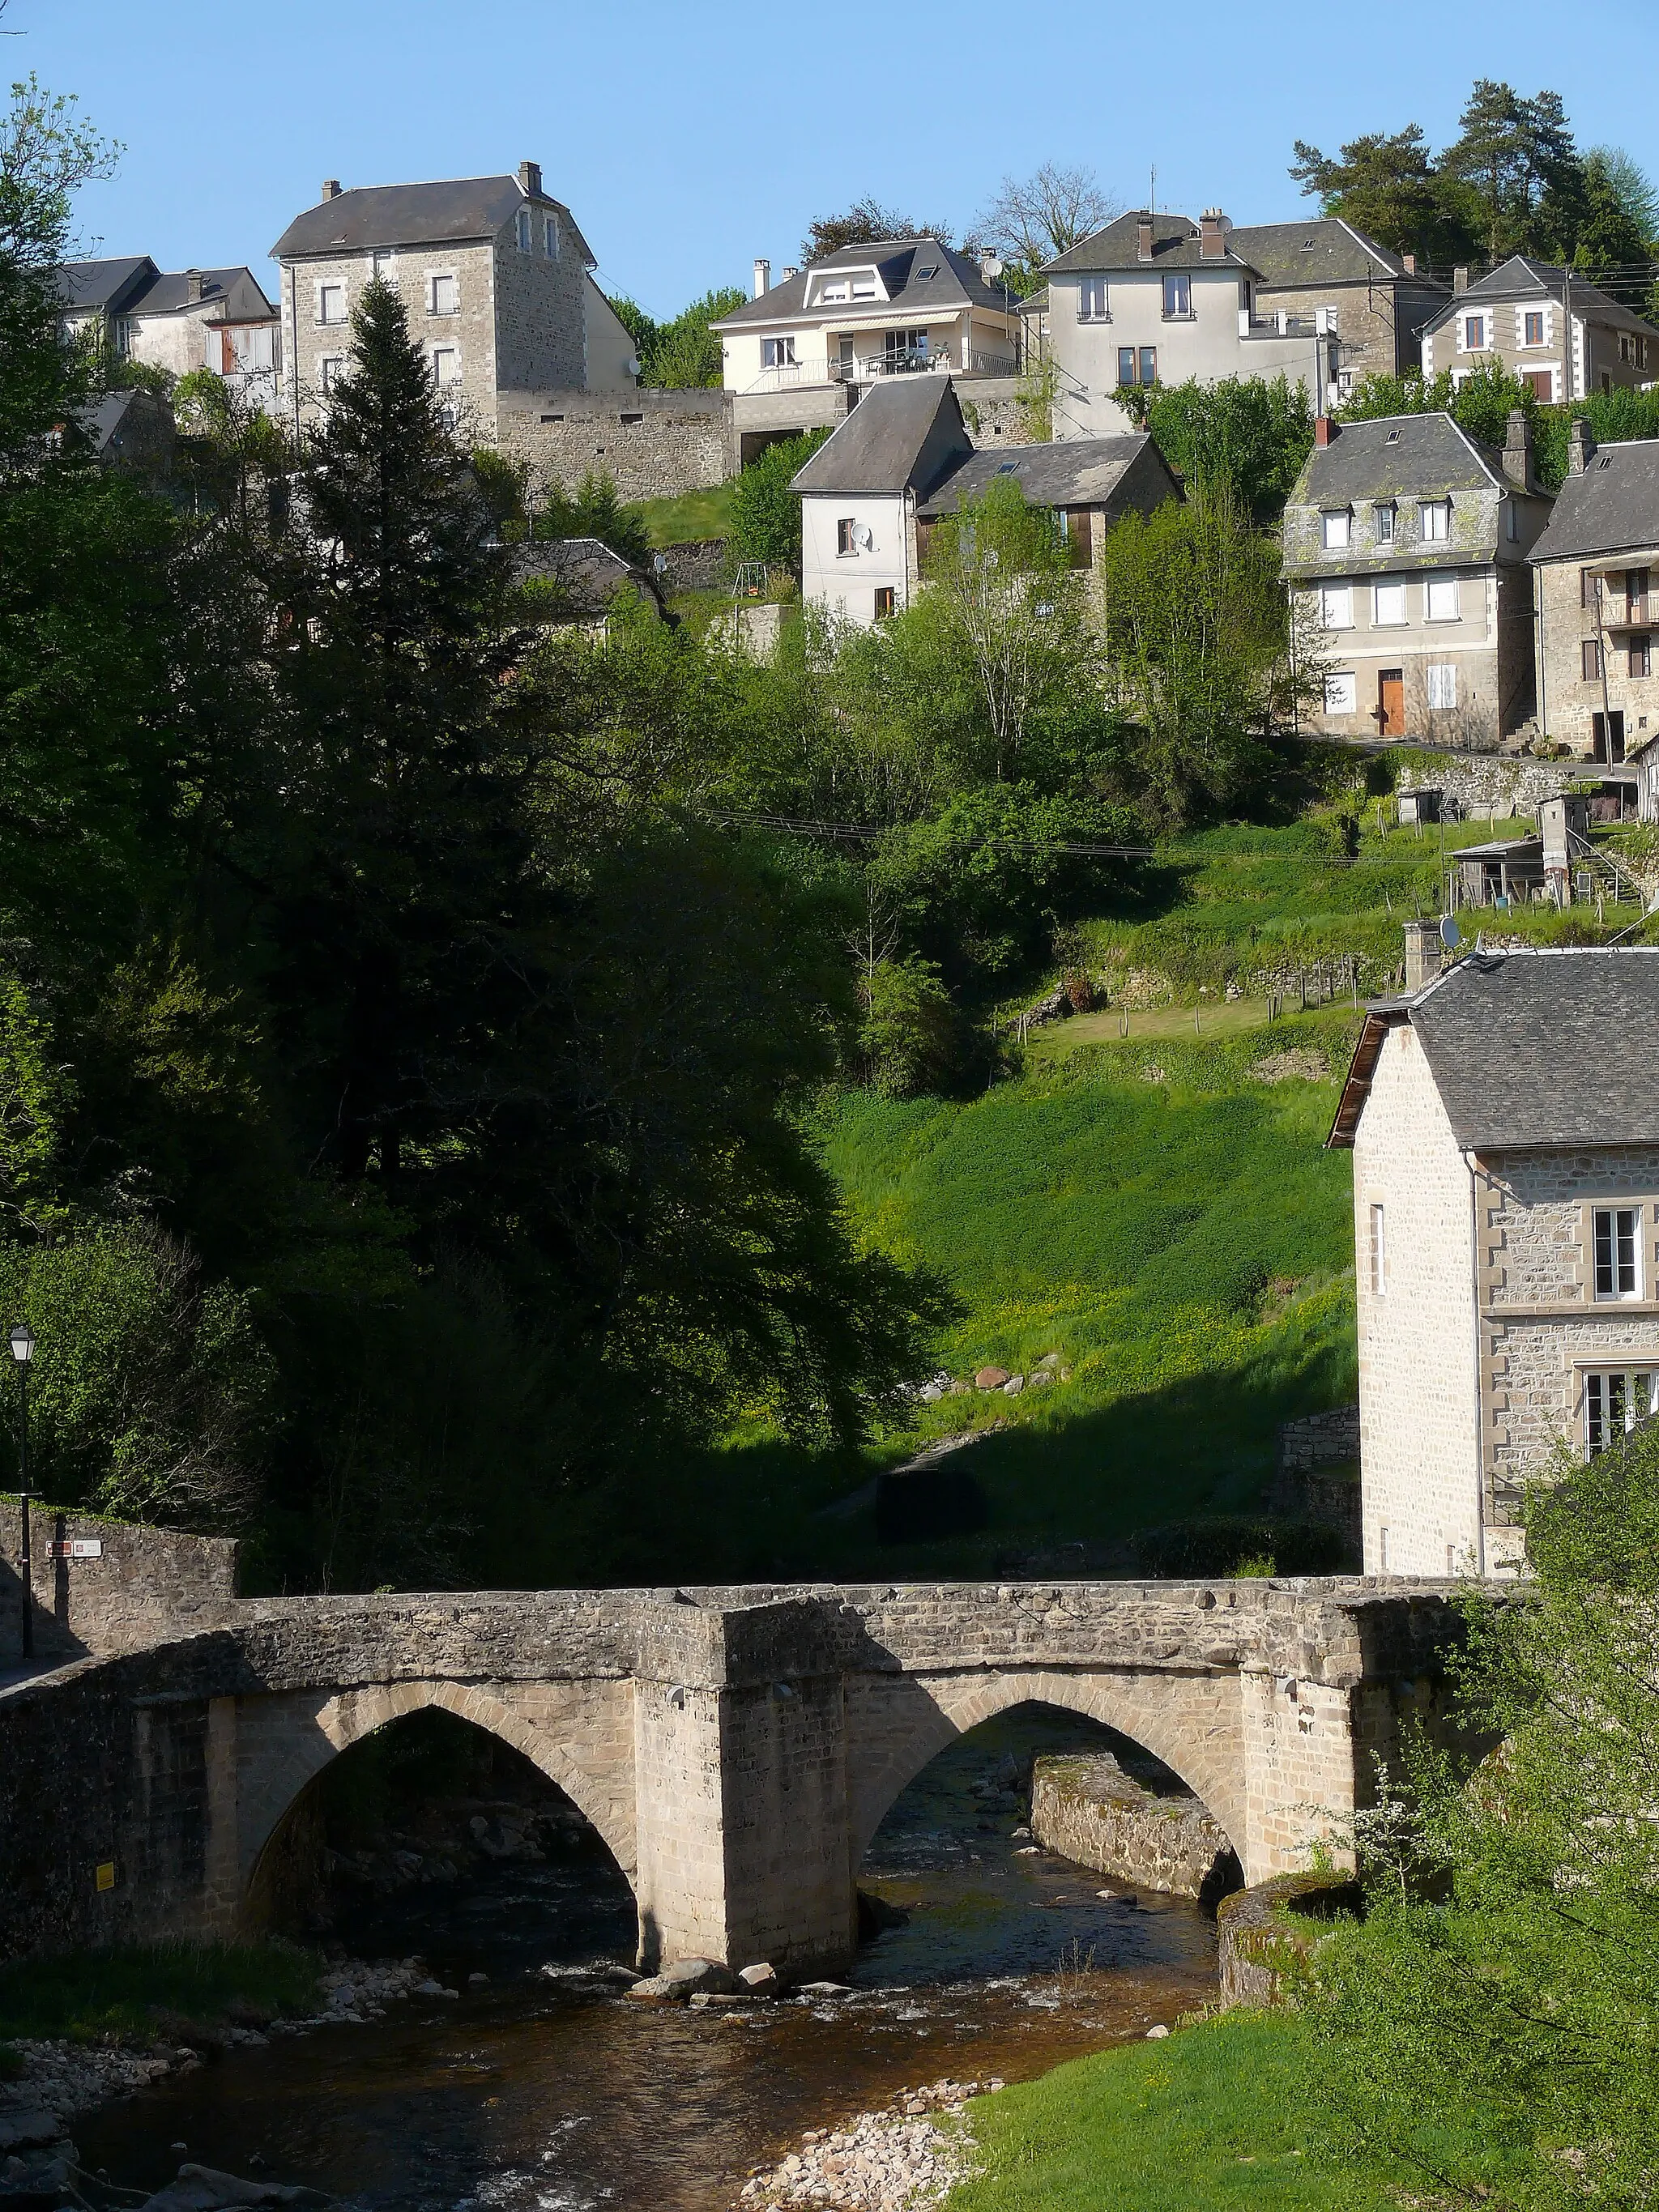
[625,356,642,379]
[1439,914,1461,950]
[854,523,873,551]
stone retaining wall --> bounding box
[1218,1870,1363,2007]
[1397,752,1581,820]
[0,1498,238,1662]
[493,390,735,503]
[656,537,729,593]
[1277,1408,1362,1474]
[1030,1750,1239,1902]
[957,378,1039,448]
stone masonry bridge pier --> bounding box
[0,1579,1461,1972]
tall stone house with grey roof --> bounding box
[1329,944,1659,1577]
[711,240,1023,467]
[1283,410,1551,746]
[1529,420,1659,788]
[1038,211,1447,436]
[1420,256,1659,403]
[58,256,281,402]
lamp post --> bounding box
[9,1322,34,1661]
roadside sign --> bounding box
[49,1539,102,1558]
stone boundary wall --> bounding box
[493,390,735,503]
[656,537,729,593]
[1218,1871,1363,2007]
[1277,1408,1361,1475]
[956,378,1038,448]
[1030,1750,1239,1901]
[0,1497,238,1662]
[1397,753,1581,820]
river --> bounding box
[76,1711,1218,2212]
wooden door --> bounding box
[1068,509,1093,568]
[1378,669,1405,736]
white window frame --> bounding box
[1375,501,1397,544]
[369,249,398,284]
[1425,578,1460,623]
[543,211,559,258]
[428,271,458,318]
[851,276,878,301]
[836,517,858,558]
[1320,584,1354,630]
[318,352,346,395]
[1324,671,1357,714]
[430,344,462,387]
[316,280,347,327]
[1322,508,1350,550]
[1373,582,1408,627]
[1077,276,1109,322]
[1593,1204,1644,1301]
[1427,663,1457,710]
[818,279,850,305]
[516,207,532,253]
[1583,1368,1658,1456]
[1462,313,1487,352]
[1519,305,1550,348]
[1162,271,1192,319]
[1369,1202,1386,1295]
[761,335,796,369]
[1419,499,1451,542]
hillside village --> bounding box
[5,53,1659,2212]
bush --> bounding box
[727,430,831,573]
[857,955,960,1096]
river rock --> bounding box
[797,1980,852,1999]
[0,2115,63,2156]
[134,2166,335,2212]
[736,1963,778,1995]
[973,1367,1009,1391]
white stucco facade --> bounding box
[800,492,911,625]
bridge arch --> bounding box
[847,1667,1247,1866]
[237,1677,638,1905]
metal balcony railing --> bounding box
[744,347,1017,394]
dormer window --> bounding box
[1419,498,1452,542]
[1322,508,1350,550]
[820,279,850,304]
[851,276,877,300]
[1375,501,1397,543]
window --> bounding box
[851,276,878,300]
[543,212,559,257]
[1369,1203,1386,1295]
[882,328,928,368]
[819,279,850,304]
[318,282,346,325]
[1419,499,1451,541]
[874,587,896,619]
[1320,585,1354,629]
[1522,367,1555,401]
[1593,1206,1642,1299]
[1114,344,1158,387]
[1524,309,1546,346]
[1427,663,1457,710]
[1463,313,1486,351]
[1162,272,1192,318]
[761,335,796,369]
[1375,501,1396,544]
[1374,582,1407,625]
[1584,1370,1658,1455]
[1426,578,1460,621]
[1621,333,1634,364]
[836,518,857,557]
[1631,635,1652,679]
[1379,1526,1390,1572]
[1324,671,1357,714]
[1322,509,1350,549]
[430,347,460,386]
[429,273,458,316]
[516,208,532,252]
[370,249,396,283]
[318,353,345,395]
[1581,565,1598,609]
[1117,347,1137,386]
[1583,637,1604,681]
[1078,277,1108,321]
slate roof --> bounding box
[512,537,659,620]
[132,267,273,317]
[1331,948,1659,1150]
[1422,254,1659,339]
[1228,217,1416,288]
[713,238,1016,329]
[57,257,156,312]
[272,177,594,265]
[1043,211,1243,275]
[915,433,1167,518]
[791,377,972,498]
[1288,413,1503,506]
[1528,437,1659,564]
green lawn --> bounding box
[946,2014,1415,2212]
[1026,998,1273,1061]
[627,479,736,548]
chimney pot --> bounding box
[1403,921,1444,992]
[1452,264,1469,295]
[1568,414,1597,474]
[1199,208,1227,259]
[185,267,204,304]
[1314,415,1335,448]
[1401,251,1416,275]
[518,160,543,198]
[781,265,798,283]
[1137,211,1154,262]
[321,179,342,202]
[753,256,771,300]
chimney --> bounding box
[1199,208,1227,259]
[1314,415,1336,448]
[1569,414,1597,475]
[1402,921,1444,992]
[781,265,798,283]
[1452,265,1469,295]
[321,179,342,202]
[1401,251,1416,275]
[518,160,543,198]
[979,251,1004,283]
[1503,406,1533,491]
[1137,211,1154,262]
[185,268,204,304]
[753,257,771,300]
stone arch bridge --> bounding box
[0,1579,1459,1971]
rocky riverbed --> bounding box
[735,2078,995,2211]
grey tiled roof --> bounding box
[915,433,1171,517]
[1228,217,1416,288]
[1528,437,1659,563]
[1410,948,1659,1147]
[273,177,594,265]
[1043,211,1243,275]
[56,257,157,311]
[1288,413,1503,505]
[791,377,972,497]
[712,239,1014,328]
[1422,254,1659,339]
[128,267,275,317]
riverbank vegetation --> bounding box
[0,1940,324,2046]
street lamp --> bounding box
[8,1323,34,1661]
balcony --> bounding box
[1239,306,1339,339]
[744,347,1016,394]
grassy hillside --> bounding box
[626,479,736,548]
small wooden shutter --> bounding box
[1068,509,1093,566]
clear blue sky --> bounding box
[10,0,1656,318]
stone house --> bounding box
[1419,256,1659,403]
[1283,410,1552,745]
[711,240,1023,467]
[271,163,638,432]
[1529,421,1659,776]
[914,428,1179,571]
[1329,941,1659,1576]
[1038,211,1446,435]
[58,256,282,403]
